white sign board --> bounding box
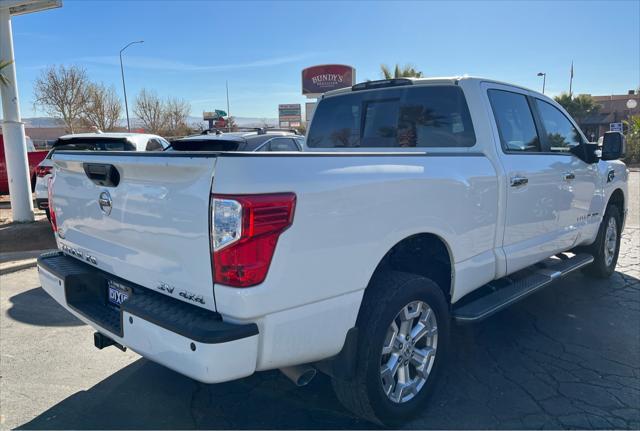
[610,123,623,133]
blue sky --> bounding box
[6,0,640,120]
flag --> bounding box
[570,61,574,79]
[569,61,574,97]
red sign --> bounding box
[302,64,355,95]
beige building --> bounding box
[581,91,639,141]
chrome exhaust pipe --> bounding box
[280,365,317,386]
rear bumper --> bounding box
[37,252,259,383]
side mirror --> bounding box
[570,142,600,164]
[601,131,625,160]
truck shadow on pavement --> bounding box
[17,358,370,429]
[6,287,83,327]
[17,271,640,430]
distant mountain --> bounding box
[179,116,279,128]
[22,117,66,128]
[20,116,278,129]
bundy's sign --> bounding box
[302,64,355,95]
[279,104,301,128]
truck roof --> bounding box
[57,132,163,146]
[323,76,539,98]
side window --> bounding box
[534,99,582,152]
[307,86,475,148]
[145,139,164,151]
[488,89,540,152]
[158,137,170,149]
[267,138,299,151]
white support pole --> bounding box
[0,7,34,222]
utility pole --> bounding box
[0,7,32,221]
[537,72,546,94]
[119,40,144,132]
[226,81,231,132]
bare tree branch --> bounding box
[82,83,122,131]
[133,88,166,134]
[33,65,89,133]
[164,97,191,136]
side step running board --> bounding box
[453,253,593,323]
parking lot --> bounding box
[1,172,638,430]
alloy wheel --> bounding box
[379,300,438,404]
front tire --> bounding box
[583,205,622,278]
[332,271,450,426]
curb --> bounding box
[0,258,38,276]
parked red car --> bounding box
[0,134,48,194]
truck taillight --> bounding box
[211,193,296,287]
[47,176,57,232]
[36,165,52,177]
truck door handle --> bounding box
[562,172,575,181]
[510,176,528,187]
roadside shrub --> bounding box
[624,116,640,165]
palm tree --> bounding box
[0,59,12,86]
[380,64,424,79]
[554,92,600,125]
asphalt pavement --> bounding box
[1,172,638,430]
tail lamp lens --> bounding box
[36,165,52,177]
[47,176,57,232]
[212,193,296,287]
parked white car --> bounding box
[34,133,170,220]
[39,77,628,425]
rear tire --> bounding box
[582,205,622,278]
[45,208,51,223]
[332,271,450,426]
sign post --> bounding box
[203,110,228,130]
[278,104,302,128]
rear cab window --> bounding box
[52,137,136,152]
[307,85,476,148]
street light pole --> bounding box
[119,40,143,132]
[537,72,546,94]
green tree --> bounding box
[623,115,640,164]
[380,64,424,79]
[554,93,600,124]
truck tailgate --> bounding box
[50,152,218,311]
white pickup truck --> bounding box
[39,77,629,425]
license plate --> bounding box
[107,280,132,306]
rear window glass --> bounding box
[307,86,476,148]
[169,139,240,151]
[53,138,135,152]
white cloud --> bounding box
[76,52,320,72]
